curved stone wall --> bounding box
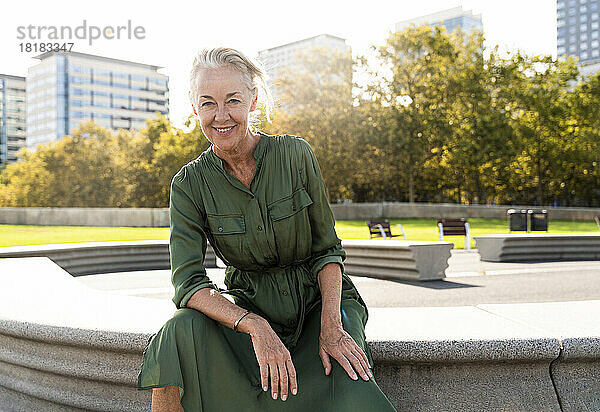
[0,247,599,411]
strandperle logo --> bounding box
[16,20,146,46]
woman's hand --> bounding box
[248,318,298,401]
[319,324,372,381]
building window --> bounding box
[592,49,599,57]
[558,19,566,26]
[581,33,588,41]
[569,44,578,52]
[581,23,589,31]
[592,12,599,20]
[570,26,577,33]
[592,21,599,29]
[581,51,588,59]
[581,5,588,13]
[592,30,599,38]
[581,42,588,50]
[568,7,576,15]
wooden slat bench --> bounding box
[366,220,406,240]
[437,218,471,250]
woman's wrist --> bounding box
[320,316,343,330]
[237,312,265,336]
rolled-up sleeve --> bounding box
[299,139,347,280]
[169,166,219,308]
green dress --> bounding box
[137,132,397,411]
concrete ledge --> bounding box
[4,258,599,411]
[0,207,169,227]
[341,239,453,281]
[475,233,600,262]
[2,203,599,227]
[479,301,600,411]
[0,241,217,276]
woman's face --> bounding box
[192,66,257,154]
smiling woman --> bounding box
[136,47,397,411]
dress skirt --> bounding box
[137,264,397,411]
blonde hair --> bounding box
[189,47,274,124]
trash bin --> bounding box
[528,209,548,231]
[507,209,528,231]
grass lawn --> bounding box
[1,218,598,249]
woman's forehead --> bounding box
[195,67,249,95]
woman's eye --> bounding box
[201,101,214,107]
[228,99,240,104]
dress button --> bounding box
[218,226,223,232]
[292,205,296,211]
[257,225,262,231]
[281,289,288,296]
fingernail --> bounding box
[263,386,268,391]
[273,393,277,399]
[353,374,358,380]
[282,394,287,401]
[363,374,369,380]
[292,388,297,395]
[368,371,373,378]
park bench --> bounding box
[366,219,406,240]
[438,218,471,250]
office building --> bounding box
[258,34,351,97]
[0,74,26,168]
[557,0,600,73]
[395,6,483,33]
[27,51,169,151]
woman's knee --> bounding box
[164,308,214,335]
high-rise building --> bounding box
[557,0,600,72]
[395,6,483,33]
[27,51,169,151]
[257,34,351,97]
[0,74,26,168]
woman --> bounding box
[137,47,397,412]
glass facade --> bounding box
[558,0,600,63]
[0,75,27,168]
[27,52,169,150]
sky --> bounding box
[1,0,557,128]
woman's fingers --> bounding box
[286,358,298,396]
[351,346,372,380]
[269,362,279,399]
[319,345,332,375]
[278,361,289,401]
[259,359,269,392]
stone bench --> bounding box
[474,233,600,262]
[1,257,599,411]
[0,239,453,281]
[0,241,217,276]
[341,239,453,281]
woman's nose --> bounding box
[215,105,230,122]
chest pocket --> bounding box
[206,214,246,266]
[267,187,313,264]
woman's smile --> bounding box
[213,124,236,136]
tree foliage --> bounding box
[1,28,599,207]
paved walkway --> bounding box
[77,250,600,308]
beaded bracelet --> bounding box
[234,310,251,332]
